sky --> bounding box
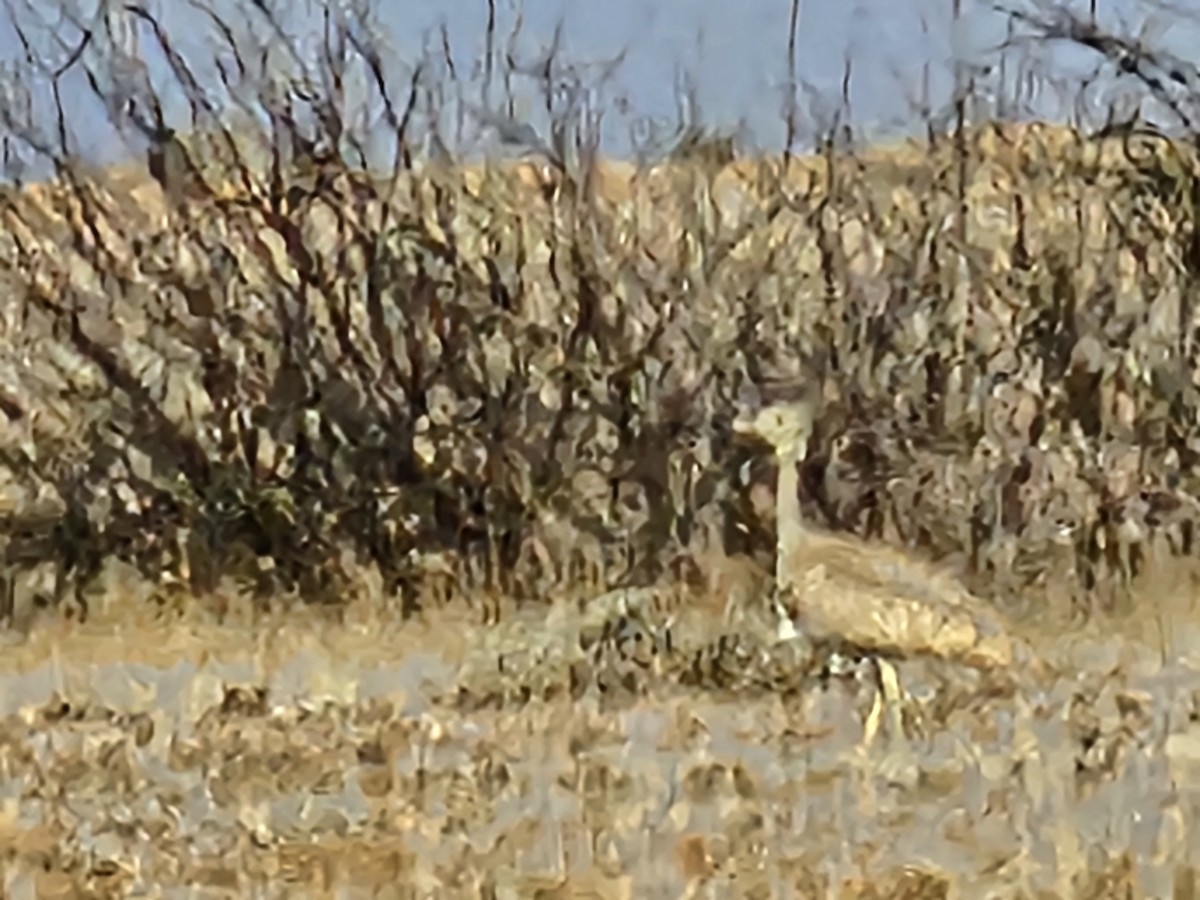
[0,0,1197,176]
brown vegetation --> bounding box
[3,113,1199,631]
[1,0,1200,893]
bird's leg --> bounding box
[863,657,907,746]
[875,657,906,740]
[862,678,885,746]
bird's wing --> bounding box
[796,569,1012,665]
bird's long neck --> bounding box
[775,449,808,590]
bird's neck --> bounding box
[775,449,808,590]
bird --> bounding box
[732,397,1019,671]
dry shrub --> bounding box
[0,2,1196,632]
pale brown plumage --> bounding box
[733,399,1016,668]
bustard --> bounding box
[732,398,1018,670]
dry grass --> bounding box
[0,600,1188,898]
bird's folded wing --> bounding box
[797,570,1013,667]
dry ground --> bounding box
[4,556,1200,898]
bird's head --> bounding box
[733,401,814,462]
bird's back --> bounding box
[781,532,1015,668]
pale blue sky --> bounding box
[0,0,1196,175]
